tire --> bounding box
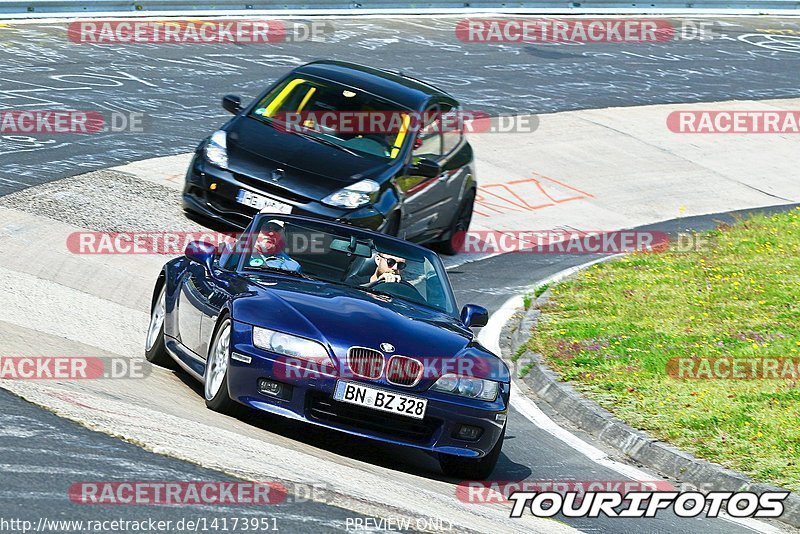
[144,285,175,368]
[203,316,239,415]
[438,426,505,480]
[437,191,475,256]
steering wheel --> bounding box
[363,134,392,148]
[364,279,424,301]
[341,136,390,157]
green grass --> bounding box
[534,283,550,298]
[523,284,550,311]
[523,294,533,311]
[527,208,800,492]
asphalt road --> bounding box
[2,198,793,534]
[0,387,378,533]
[1,14,799,534]
[1,16,800,193]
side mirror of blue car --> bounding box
[461,304,489,328]
[185,241,216,273]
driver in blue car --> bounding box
[248,219,302,273]
[347,252,406,286]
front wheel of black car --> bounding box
[144,285,175,369]
[437,191,475,256]
[204,316,238,415]
[438,426,505,480]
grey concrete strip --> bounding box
[0,388,382,534]
[2,380,566,534]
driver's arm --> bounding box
[372,272,401,284]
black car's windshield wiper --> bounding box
[252,115,361,157]
[291,130,362,157]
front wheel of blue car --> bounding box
[204,317,238,415]
[438,425,505,480]
[145,286,175,369]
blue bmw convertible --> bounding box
[145,213,509,479]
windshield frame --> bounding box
[231,215,459,317]
[246,73,417,162]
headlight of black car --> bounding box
[205,130,228,169]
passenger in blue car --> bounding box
[248,219,301,272]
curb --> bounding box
[500,269,800,529]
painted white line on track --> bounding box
[477,262,785,534]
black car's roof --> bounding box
[294,60,455,110]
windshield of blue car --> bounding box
[231,217,458,315]
[248,75,412,161]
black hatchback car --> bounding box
[182,60,476,254]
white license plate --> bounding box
[333,381,427,420]
[236,189,292,214]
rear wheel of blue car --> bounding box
[438,425,505,480]
[144,286,175,369]
[204,317,238,415]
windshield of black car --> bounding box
[236,217,457,315]
[248,76,412,161]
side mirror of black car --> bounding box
[461,304,489,328]
[222,94,242,115]
[185,241,216,273]
[410,158,441,178]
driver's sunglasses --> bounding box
[379,255,406,270]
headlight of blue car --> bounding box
[252,327,331,364]
[430,373,499,401]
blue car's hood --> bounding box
[231,276,509,382]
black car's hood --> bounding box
[225,116,387,201]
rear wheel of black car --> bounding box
[204,316,238,415]
[438,425,505,480]
[437,191,475,256]
[144,285,175,369]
